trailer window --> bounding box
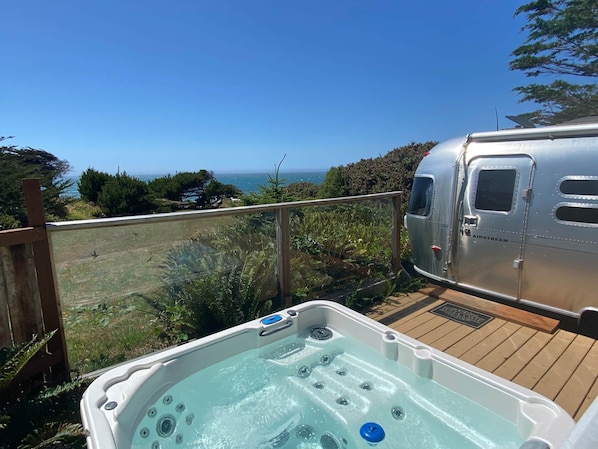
[408,177,433,216]
[475,169,516,212]
[560,179,598,196]
[556,206,598,224]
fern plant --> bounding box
[0,331,87,449]
[0,332,56,399]
[143,238,275,344]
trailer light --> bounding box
[431,245,442,252]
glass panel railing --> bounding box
[149,211,279,338]
[52,218,217,306]
[52,214,282,372]
[288,199,394,307]
[48,192,402,373]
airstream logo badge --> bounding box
[470,234,509,243]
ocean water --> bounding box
[63,170,327,199]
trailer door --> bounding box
[457,155,534,299]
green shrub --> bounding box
[148,171,213,202]
[0,214,19,230]
[65,200,102,220]
[317,166,346,198]
[142,233,275,343]
[77,168,111,204]
[317,141,436,201]
[291,203,395,267]
[0,332,87,449]
[96,173,156,216]
[285,181,320,200]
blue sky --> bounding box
[1,1,532,175]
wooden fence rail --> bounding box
[0,179,69,380]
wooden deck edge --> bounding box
[420,286,560,333]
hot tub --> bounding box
[80,301,574,449]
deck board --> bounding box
[475,326,537,373]
[416,320,462,346]
[424,324,476,351]
[364,289,598,421]
[460,321,522,365]
[443,318,506,358]
[512,331,576,391]
[555,341,598,419]
[576,374,598,421]
[493,330,553,381]
[534,334,594,400]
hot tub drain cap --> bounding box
[360,422,385,445]
[310,327,333,340]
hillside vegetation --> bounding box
[317,141,436,200]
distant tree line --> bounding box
[0,137,435,226]
[78,168,241,217]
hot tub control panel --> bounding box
[259,312,295,337]
[261,314,283,325]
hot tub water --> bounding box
[129,327,524,449]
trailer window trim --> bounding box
[554,203,598,227]
[473,169,517,213]
[559,177,598,198]
[407,176,433,217]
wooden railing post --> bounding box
[22,178,69,377]
[276,207,292,308]
[391,193,402,275]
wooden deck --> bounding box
[363,288,598,421]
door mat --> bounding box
[430,303,494,329]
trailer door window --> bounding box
[475,169,516,212]
[408,177,433,216]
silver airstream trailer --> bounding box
[405,122,598,323]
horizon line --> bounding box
[65,168,330,177]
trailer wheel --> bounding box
[580,311,598,339]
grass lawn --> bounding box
[63,296,166,374]
[52,216,226,373]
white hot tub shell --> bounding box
[80,301,575,449]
